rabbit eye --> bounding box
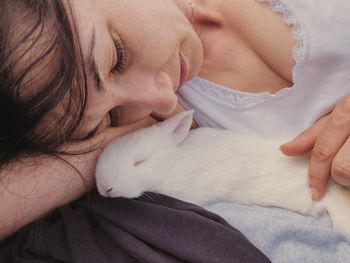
[134,160,145,167]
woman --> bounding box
[1,0,350,249]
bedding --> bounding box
[0,192,271,263]
[205,202,350,263]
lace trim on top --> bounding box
[257,0,306,79]
[188,0,307,110]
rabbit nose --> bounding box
[105,188,113,197]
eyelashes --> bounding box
[82,109,119,141]
[112,38,127,73]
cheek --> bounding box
[123,5,188,63]
[113,66,178,113]
[116,90,178,126]
[116,107,152,126]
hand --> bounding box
[280,97,350,201]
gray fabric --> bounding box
[0,191,271,263]
[205,201,350,263]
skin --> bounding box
[1,0,203,240]
[71,0,350,199]
[281,98,350,199]
[68,0,203,139]
[1,0,350,240]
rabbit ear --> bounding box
[157,110,194,146]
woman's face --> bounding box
[66,0,203,139]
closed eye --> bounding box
[82,109,118,140]
[112,37,126,73]
[81,123,101,140]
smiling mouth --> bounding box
[178,53,189,89]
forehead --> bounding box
[66,0,97,45]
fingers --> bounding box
[279,114,332,200]
[308,99,350,200]
[308,132,341,200]
[280,96,350,200]
[280,115,329,156]
[331,136,350,187]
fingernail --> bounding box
[281,135,300,147]
[311,187,319,200]
[280,141,292,148]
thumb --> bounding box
[280,116,329,156]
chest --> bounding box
[179,0,350,140]
[196,0,296,94]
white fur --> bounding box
[95,111,350,236]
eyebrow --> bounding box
[85,29,105,92]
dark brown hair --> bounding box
[0,0,88,168]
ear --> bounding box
[157,110,194,146]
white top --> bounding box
[177,0,350,140]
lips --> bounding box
[178,53,189,89]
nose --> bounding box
[117,70,178,114]
[104,187,113,197]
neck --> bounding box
[191,0,295,94]
[191,0,225,27]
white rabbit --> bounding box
[95,110,350,236]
